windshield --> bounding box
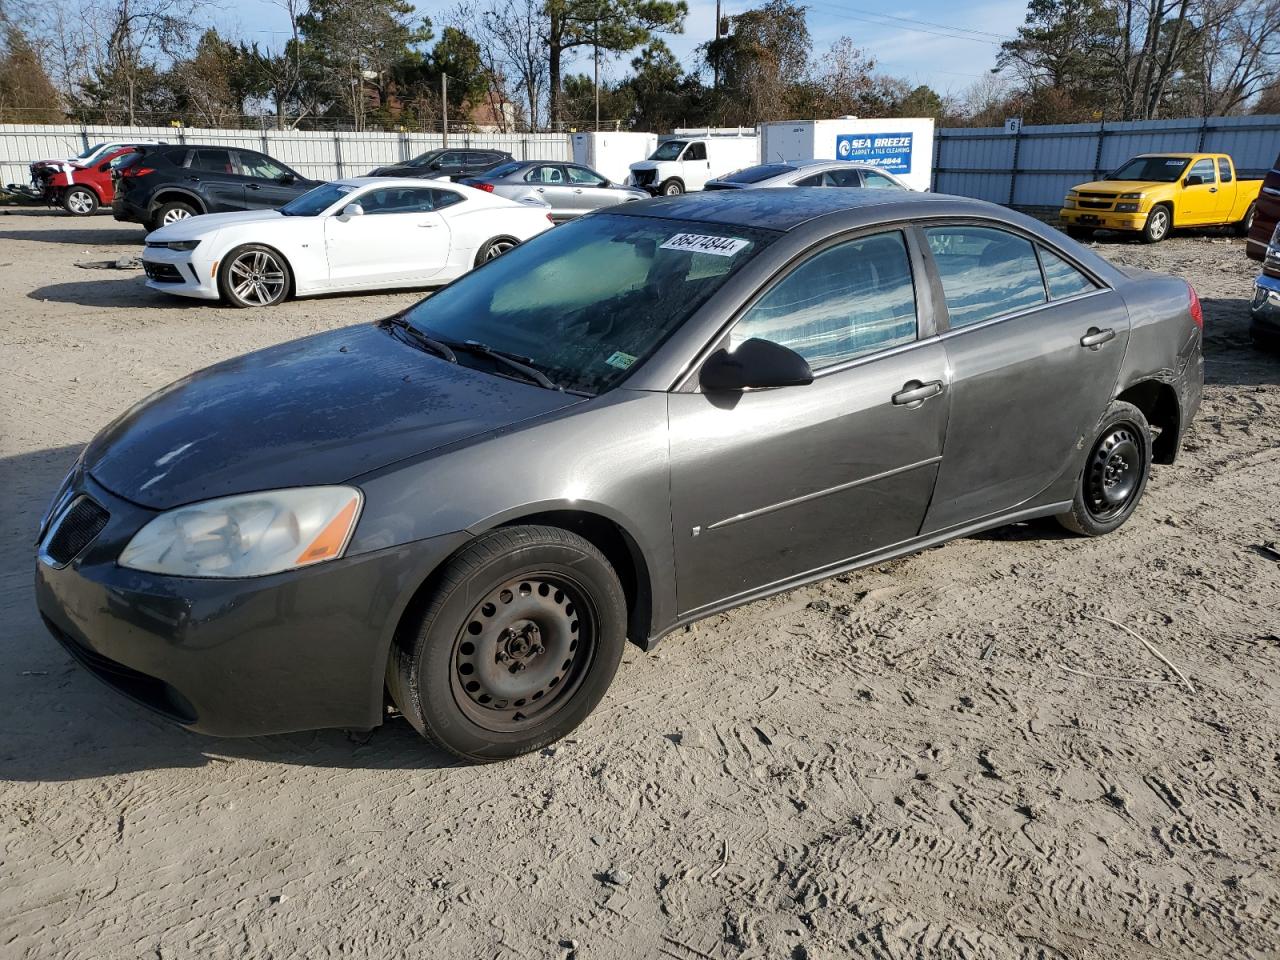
[1108,156,1191,182]
[76,142,107,161]
[722,164,796,184]
[650,141,687,161]
[406,150,445,168]
[281,182,356,216]
[398,213,778,395]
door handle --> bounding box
[185,176,200,182]
[1209,186,1218,193]
[418,222,436,228]
[247,183,260,190]
[536,187,545,193]
[574,189,583,194]
[892,380,944,406]
[1080,327,1116,349]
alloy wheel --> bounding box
[449,572,595,732]
[1083,424,1143,521]
[162,207,192,225]
[1148,208,1169,240]
[66,191,94,214]
[485,239,516,261]
[228,250,287,305]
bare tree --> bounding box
[1192,0,1280,115]
[472,0,547,129]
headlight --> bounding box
[120,486,362,578]
[1270,222,1280,245]
[165,240,201,251]
[1120,192,1143,200]
[1063,198,1076,209]
[1116,203,1140,212]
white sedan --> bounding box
[140,177,556,308]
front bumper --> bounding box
[35,471,471,737]
[1059,208,1148,232]
[142,246,221,300]
[1250,273,1280,344]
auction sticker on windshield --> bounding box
[660,234,750,257]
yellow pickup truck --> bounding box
[1060,152,1260,243]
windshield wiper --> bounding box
[445,339,560,391]
[387,317,458,363]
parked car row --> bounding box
[36,186,1206,762]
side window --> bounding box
[238,152,287,180]
[730,231,918,369]
[525,164,565,184]
[360,187,437,214]
[1218,158,1233,183]
[429,188,464,210]
[1188,158,1215,184]
[825,168,863,188]
[190,149,234,173]
[685,142,707,161]
[1039,246,1098,299]
[566,165,606,186]
[926,225,1046,328]
[794,173,824,187]
[861,170,902,190]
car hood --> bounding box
[146,209,284,241]
[1072,180,1168,193]
[85,324,582,510]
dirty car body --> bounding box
[36,190,1203,758]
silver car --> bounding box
[461,160,649,221]
[706,159,913,191]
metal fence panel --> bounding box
[935,115,1280,207]
[0,124,573,188]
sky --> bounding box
[214,0,1030,101]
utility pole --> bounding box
[594,17,600,131]
[442,73,449,147]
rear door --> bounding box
[185,148,243,210]
[667,227,950,616]
[1213,157,1239,223]
[918,222,1130,534]
[523,163,575,217]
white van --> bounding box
[628,136,760,195]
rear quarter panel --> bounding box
[1115,271,1203,436]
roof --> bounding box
[611,187,966,231]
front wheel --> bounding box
[1056,401,1152,536]
[659,179,684,196]
[389,526,627,762]
[217,244,291,308]
[62,186,98,216]
[1141,205,1171,243]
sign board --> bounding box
[1004,118,1023,134]
[835,132,914,174]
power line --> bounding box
[803,4,1010,45]
[832,6,1013,41]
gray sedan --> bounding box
[706,159,913,191]
[36,190,1203,762]
[461,160,649,221]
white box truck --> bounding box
[758,118,935,192]
[628,132,760,195]
[570,131,658,185]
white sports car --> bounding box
[141,177,556,308]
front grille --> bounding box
[143,260,184,283]
[633,169,656,187]
[42,496,108,566]
[1079,191,1118,199]
[1078,200,1115,210]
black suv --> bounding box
[112,144,317,230]
[367,148,512,180]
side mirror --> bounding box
[1185,174,1204,187]
[338,202,364,220]
[699,338,814,392]
[98,162,111,173]
[429,161,443,170]
[279,172,296,184]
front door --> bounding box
[565,165,615,214]
[919,224,1131,533]
[236,151,307,209]
[324,185,452,287]
[668,228,950,616]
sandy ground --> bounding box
[0,209,1277,960]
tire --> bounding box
[1056,401,1152,537]
[62,186,98,216]
[1235,202,1256,237]
[659,179,684,196]
[150,200,198,231]
[389,525,627,762]
[474,236,519,267]
[217,244,292,308]
[1065,225,1094,241]
[1141,204,1172,243]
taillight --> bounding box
[1188,284,1203,329]
[546,214,554,223]
[469,181,494,192]
[121,166,154,178]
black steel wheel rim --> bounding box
[1084,423,1143,520]
[449,572,596,732]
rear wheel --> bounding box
[474,236,519,266]
[1141,204,1172,243]
[1056,401,1152,536]
[217,244,291,308]
[1065,225,1094,241]
[389,526,627,762]
[150,200,197,231]
[1235,202,1256,237]
[62,186,98,216]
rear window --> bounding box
[722,164,797,184]
[486,162,524,178]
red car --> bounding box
[32,144,149,216]
[1246,148,1280,260]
